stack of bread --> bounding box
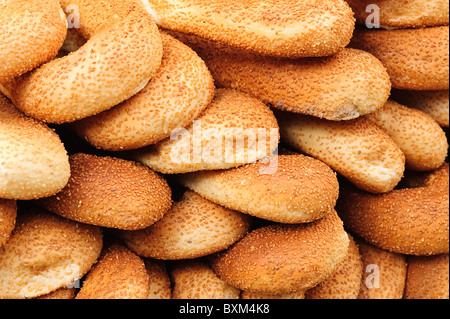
[0,0,448,300]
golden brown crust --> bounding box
[0,0,67,82]
[346,0,449,28]
[278,112,406,194]
[38,153,172,230]
[148,0,355,58]
[9,0,163,124]
[356,240,407,299]
[404,254,449,299]
[71,31,215,151]
[337,164,449,256]
[76,244,149,299]
[144,259,172,299]
[0,209,103,299]
[170,259,241,299]
[174,34,391,121]
[121,190,252,259]
[365,100,448,171]
[34,288,76,299]
[209,209,349,294]
[421,163,450,191]
[391,89,449,128]
[179,154,339,224]
[305,234,363,299]
[350,26,449,90]
[133,88,279,174]
[240,290,306,300]
[0,94,71,200]
[0,198,16,248]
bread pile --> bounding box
[0,0,448,300]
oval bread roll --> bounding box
[209,209,350,295]
[76,244,149,299]
[356,239,407,300]
[9,0,163,124]
[0,0,67,82]
[337,164,449,256]
[278,112,406,194]
[179,154,340,224]
[175,35,391,121]
[38,153,172,230]
[71,31,215,151]
[365,100,448,171]
[0,209,103,299]
[350,26,449,91]
[120,190,252,260]
[133,88,279,174]
[145,0,355,58]
[171,259,241,299]
[0,94,70,200]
